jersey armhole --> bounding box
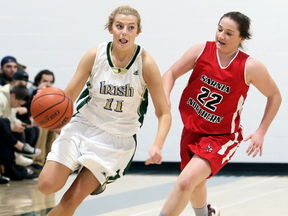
[90,42,107,78]
[195,42,207,64]
[137,47,146,87]
[244,56,251,86]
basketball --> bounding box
[31,87,73,130]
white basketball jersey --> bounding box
[77,42,148,137]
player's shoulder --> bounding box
[81,46,98,63]
[141,49,156,67]
[194,43,206,50]
[246,57,267,72]
[246,57,268,84]
[87,46,98,56]
[183,43,205,59]
[87,41,110,55]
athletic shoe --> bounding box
[15,143,41,157]
[208,204,220,216]
[29,164,43,174]
[0,175,10,184]
[25,168,39,179]
[15,154,33,166]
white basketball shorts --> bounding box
[46,113,137,185]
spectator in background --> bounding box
[0,85,41,180]
[0,175,10,184]
[0,56,18,86]
[12,70,40,150]
[0,117,16,183]
[29,69,57,174]
[28,69,55,95]
[0,84,41,157]
[17,63,27,71]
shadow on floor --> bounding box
[128,161,288,176]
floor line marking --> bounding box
[129,176,280,216]
[129,207,162,216]
[219,187,288,209]
[209,176,278,196]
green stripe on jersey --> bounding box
[138,86,149,127]
[76,81,91,111]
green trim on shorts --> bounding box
[105,134,137,184]
[123,134,137,176]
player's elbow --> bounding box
[155,109,172,125]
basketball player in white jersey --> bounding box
[38,5,171,216]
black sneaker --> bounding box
[25,168,39,179]
[0,175,10,184]
[208,204,220,216]
[15,143,41,157]
[29,164,43,174]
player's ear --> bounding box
[108,26,113,34]
[240,37,245,44]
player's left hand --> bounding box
[244,131,264,157]
[145,145,162,165]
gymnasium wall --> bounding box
[1,0,287,163]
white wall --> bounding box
[1,0,287,163]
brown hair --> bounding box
[104,5,142,34]
[219,12,252,49]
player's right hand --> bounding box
[145,145,162,165]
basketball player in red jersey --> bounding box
[159,12,282,216]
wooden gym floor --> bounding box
[0,163,288,216]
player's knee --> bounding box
[177,178,194,192]
[38,178,61,195]
[38,180,53,195]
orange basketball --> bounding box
[31,87,73,130]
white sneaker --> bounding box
[208,204,220,216]
[15,153,33,166]
[15,143,41,157]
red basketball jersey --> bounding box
[179,41,250,134]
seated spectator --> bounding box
[0,175,10,184]
[12,70,39,148]
[0,56,18,86]
[11,70,40,166]
[0,84,41,157]
[28,69,55,95]
[29,70,57,174]
[0,85,41,180]
[17,63,26,71]
[0,118,37,180]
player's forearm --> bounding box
[256,93,282,135]
[153,111,172,150]
[162,70,176,99]
[65,77,87,103]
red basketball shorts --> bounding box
[180,126,243,176]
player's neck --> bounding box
[111,44,136,64]
[217,49,238,67]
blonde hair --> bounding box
[104,5,142,33]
